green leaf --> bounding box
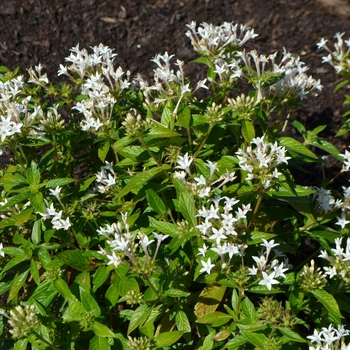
[241,297,258,321]
[89,335,111,350]
[241,120,255,144]
[177,103,191,129]
[175,310,191,333]
[279,137,318,160]
[26,161,40,185]
[30,192,45,213]
[2,254,30,273]
[93,265,110,292]
[53,278,74,300]
[155,331,184,347]
[31,220,41,245]
[146,123,181,140]
[310,139,342,160]
[241,330,267,347]
[178,192,196,228]
[196,311,232,325]
[117,165,169,198]
[8,269,29,302]
[312,289,343,323]
[160,99,174,129]
[45,178,75,188]
[0,173,27,188]
[163,289,190,298]
[127,304,153,335]
[113,265,139,297]
[0,207,33,228]
[14,338,29,350]
[57,250,91,271]
[80,287,101,317]
[334,79,349,92]
[194,284,226,318]
[105,283,119,306]
[30,259,40,285]
[98,139,110,162]
[146,188,166,215]
[336,118,350,136]
[225,334,247,348]
[278,327,307,343]
[148,217,178,237]
[0,192,30,210]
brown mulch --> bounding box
[0,0,350,187]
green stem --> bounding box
[32,331,60,350]
[247,192,264,230]
[193,124,214,159]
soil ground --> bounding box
[0,0,350,187]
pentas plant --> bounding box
[0,21,350,350]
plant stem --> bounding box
[193,124,214,159]
[32,331,60,350]
[247,192,264,230]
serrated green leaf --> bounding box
[26,161,40,185]
[225,334,247,348]
[241,120,255,144]
[0,173,27,188]
[112,135,134,152]
[241,330,267,347]
[279,137,318,160]
[98,139,110,162]
[194,284,226,318]
[89,335,111,350]
[127,304,153,335]
[175,310,191,333]
[57,250,91,271]
[45,178,75,188]
[146,188,166,215]
[278,327,307,343]
[155,331,184,347]
[14,338,29,350]
[312,289,343,322]
[179,192,196,228]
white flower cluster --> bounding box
[310,185,350,229]
[59,44,131,132]
[0,76,25,143]
[236,136,290,189]
[230,49,322,100]
[308,324,350,350]
[196,195,251,275]
[40,202,71,230]
[39,187,71,230]
[95,161,116,193]
[136,52,207,116]
[174,153,236,198]
[97,213,168,268]
[317,33,350,73]
[319,237,350,281]
[249,239,290,290]
[185,21,258,58]
[340,148,350,172]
